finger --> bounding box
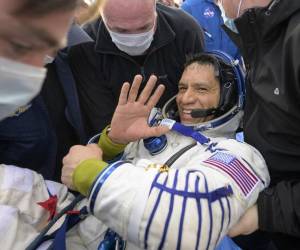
[146,125,170,138]
[87,144,103,157]
[86,143,100,149]
[146,84,165,108]
[138,75,158,104]
[118,82,130,105]
[61,165,73,177]
[61,171,72,185]
[128,75,143,103]
[62,155,70,165]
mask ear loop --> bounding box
[237,0,243,17]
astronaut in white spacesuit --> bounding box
[0,51,269,250]
[60,51,270,250]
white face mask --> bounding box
[0,57,47,121]
[105,19,156,56]
[44,55,55,65]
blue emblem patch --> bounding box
[203,7,215,18]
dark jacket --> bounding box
[0,95,57,180]
[68,3,204,137]
[234,0,300,245]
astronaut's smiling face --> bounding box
[176,63,220,124]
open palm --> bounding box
[108,75,170,144]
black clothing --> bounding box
[82,18,100,41]
[41,62,81,181]
[0,95,57,180]
[234,0,300,244]
[68,3,204,137]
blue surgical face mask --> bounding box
[218,0,243,34]
[224,19,239,33]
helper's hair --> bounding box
[13,0,81,17]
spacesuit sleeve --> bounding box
[0,164,75,249]
[87,140,270,250]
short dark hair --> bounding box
[184,53,221,80]
[14,0,80,17]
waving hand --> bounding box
[108,75,170,144]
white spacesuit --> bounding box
[86,51,270,249]
[0,51,269,250]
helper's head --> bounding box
[102,0,156,56]
[163,51,245,136]
[157,0,176,7]
[0,0,79,121]
[0,0,78,66]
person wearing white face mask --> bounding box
[63,0,204,143]
[214,1,300,250]
[0,0,79,180]
[102,14,156,56]
[0,58,46,121]
[0,0,77,119]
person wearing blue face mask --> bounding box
[215,1,300,250]
[216,0,243,34]
[181,0,241,60]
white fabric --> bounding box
[0,164,110,250]
[89,132,270,250]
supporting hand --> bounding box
[108,74,170,144]
[228,204,259,237]
[61,144,103,190]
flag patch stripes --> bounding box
[203,152,259,197]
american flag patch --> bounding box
[203,152,259,197]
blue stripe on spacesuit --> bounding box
[152,180,233,201]
[144,173,169,249]
[176,171,191,250]
[89,161,128,214]
[144,169,233,249]
[158,170,180,250]
[225,197,231,228]
[202,171,214,250]
[195,177,202,250]
[215,199,225,246]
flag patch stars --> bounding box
[203,152,260,197]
